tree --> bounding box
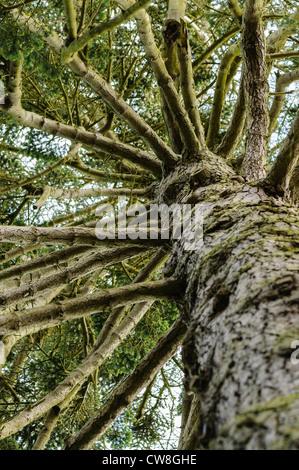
[0,0,298,450]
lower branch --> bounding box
[0,244,93,283]
[0,225,166,247]
[0,245,150,308]
[0,279,182,337]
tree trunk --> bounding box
[177,183,299,450]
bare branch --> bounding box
[289,164,299,204]
[0,275,176,441]
[267,50,299,60]
[0,244,43,265]
[7,58,23,109]
[0,245,93,283]
[0,225,167,247]
[67,158,151,183]
[88,247,169,354]
[215,71,246,159]
[0,0,36,10]
[30,185,154,209]
[206,43,240,149]
[32,406,61,451]
[268,69,299,137]
[30,248,168,450]
[0,245,152,308]
[227,0,243,22]
[266,7,299,55]
[63,0,78,41]
[177,23,206,147]
[0,245,151,308]
[0,278,182,337]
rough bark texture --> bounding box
[173,183,299,449]
[241,0,269,181]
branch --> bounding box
[162,0,187,85]
[0,245,151,308]
[65,317,186,450]
[0,245,93,283]
[6,107,162,177]
[31,406,61,451]
[159,1,186,153]
[88,247,169,354]
[167,0,187,22]
[48,200,109,227]
[0,279,182,337]
[0,225,167,246]
[7,57,23,109]
[30,247,169,449]
[206,43,240,149]
[32,185,52,210]
[30,185,154,205]
[227,0,243,22]
[67,159,152,183]
[192,26,240,71]
[267,50,299,60]
[264,109,299,196]
[289,164,299,204]
[0,0,36,9]
[266,7,299,55]
[177,22,206,147]
[224,55,242,95]
[268,69,299,137]
[62,0,152,62]
[0,144,81,196]
[63,0,77,41]
[241,0,269,181]
[69,59,179,168]
[178,394,201,450]
[117,0,202,156]
[11,10,179,169]
[0,244,43,265]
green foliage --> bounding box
[94,0,110,23]
[0,436,20,450]
[0,15,43,61]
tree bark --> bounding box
[176,183,299,450]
